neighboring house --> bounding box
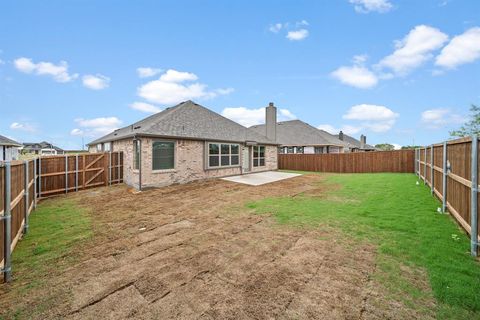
[250,118,346,154]
[87,100,279,189]
[0,135,22,161]
[335,131,376,152]
[22,141,65,155]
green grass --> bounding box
[1,198,92,319]
[247,173,480,319]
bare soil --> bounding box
[0,174,434,319]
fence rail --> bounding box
[415,136,479,256]
[278,150,415,173]
[1,152,123,282]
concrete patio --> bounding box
[221,171,302,186]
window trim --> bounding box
[133,139,140,171]
[151,140,176,172]
[206,142,241,169]
[253,145,266,167]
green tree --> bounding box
[450,104,480,137]
[375,143,395,151]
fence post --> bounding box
[424,148,427,185]
[65,155,68,194]
[24,160,29,234]
[414,149,418,176]
[33,158,37,209]
[38,156,42,198]
[430,145,434,194]
[442,141,447,213]
[109,152,112,186]
[118,151,121,183]
[471,135,478,257]
[75,155,79,192]
[2,162,12,282]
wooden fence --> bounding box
[415,137,479,256]
[278,150,415,173]
[1,152,123,282]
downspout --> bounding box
[134,135,142,191]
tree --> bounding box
[401,145,422,150]
[375,143,395,151]
[450,104,480,137]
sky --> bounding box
[1,0,479,150]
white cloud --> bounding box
[435,27,480,69]
[13,57,78,82]
[130,101,162,113]
[269,23,283,33]
[377,25,449,75]
[137,69,232,105]
[82,74,110,90]
[331,65,378,89]
[317,124,362,135]
[71,117,122,137]
[392,143,402,150]
[10,122,36,132]
[343,104,399,132]
[349,0,393,13]
[286,29,309,41]
[421,108,465,129]
[136,67,162,78]
[221,107,296,127]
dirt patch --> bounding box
[0,174,433,319]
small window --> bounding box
[253,145,265,167]
[287,147,294,154]
[133,140,140,170]
[152,141,175,170]
[208,143,240,168]
[96,143,102,152]
[296,147,304,154]
[104,142,111,152]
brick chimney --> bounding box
[266,102,277,142]
[339,131,344,141]
[360,134,366,149]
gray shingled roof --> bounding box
[335,133,376,150]
[0,134,22,147]
[23,141,64,151]
[88,100,276,146]
[250,120,346,147]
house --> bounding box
[0,135,22,161]
[335,131,376,152]
[22,141,65,155]
[87,100,279,189]
[249,118,346,154]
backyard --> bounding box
[0,172,479,319]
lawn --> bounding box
[248,172,480,319]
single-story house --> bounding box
[250,118,346,154]
[335,131,376,152]
[87,100,279,189]
[0,135,22,161]
[22,141,65,155]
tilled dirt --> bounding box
[0,174,434,319]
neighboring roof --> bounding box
[23,141,64,151]
[250,120,346,147]
[0,134,22,147]
[335,134,376,150]
[88,100,276,146]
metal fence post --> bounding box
[33,158,37,209]
[38,156,42,199]
[75,155,79,192]
[24,160,29,234]
[65,155,68,194]
[471,135,478,257]
[109,152,112,186]
[2,162,12,282]
[424,148,427,185]
[442,141,447,213]
[414,148,418,176]
[431,145,434,194]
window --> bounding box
[278,147,284,154]
[152,141,175,170]
[104,142,111,152]
[96,143,102,152]
[314,147,324,154]
[296,146,304,154]
[253,145,265,167]
[208,143,240,168]
[133,140,140,170]
[287,147,294,154]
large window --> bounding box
[208,143,240,168]
[253,145,265,167]
[133,140,140,170]
[152,141,175,170]
[104,142,111,152]
[96,143,102,152]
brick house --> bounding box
[250,119,346,154]
[87,100,279,189]
[335,131,376,152]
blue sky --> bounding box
[1,0,479,149]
